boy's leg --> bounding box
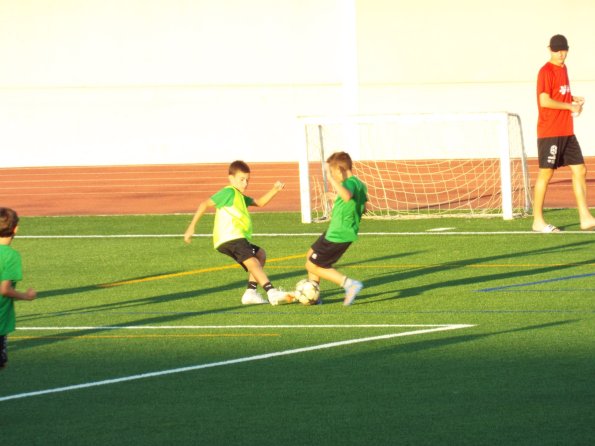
[569,164,595,230]
[242,256,293,305]
[242,256,271,287]
[242,248,266,303]
[532,168,556,231]
[306,239,363,306]
[307,259,362,306]
[218,240,272,304]
[306,258,345,286]
[0,335,7,368]
[239,257,270,304]
[247,247,267,283]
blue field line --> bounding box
[477,272,595,292]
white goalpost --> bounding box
[298,112,532,223]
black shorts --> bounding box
[537,135,584,169]
[217,239,261,271]
[0,335,7,368]
[309,233,352,269]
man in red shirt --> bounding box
[533,34,595,232]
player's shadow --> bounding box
[14,265,295,350]
[311,250,428,304]
[323,319,580,363]
[350,239,595,303]
[18,271,260,324]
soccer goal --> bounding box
[298,112,532,223]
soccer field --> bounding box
[2,210,594,446]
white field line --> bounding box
[1,324,474,402]
[17,231,591,239]
[16,324,459,330]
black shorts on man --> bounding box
[537,135,584,169]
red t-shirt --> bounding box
[536,62,574,138]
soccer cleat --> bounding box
[267,288,294,306]
[343,279,363,306]
[241,289,267,305]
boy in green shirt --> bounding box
[1,208,37,369]
[306,151,368,305]
[184,161,292,305]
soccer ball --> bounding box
[294,279,320,305]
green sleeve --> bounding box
[211,187,254,208]
[211,187,236,209]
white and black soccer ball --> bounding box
[294,279,320,305]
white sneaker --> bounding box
[241,289,267,305]
[343,279,363,306]
[267,288,294,306]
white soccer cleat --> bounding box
[241,289,267,305]
[267,288,294,306]
[343,279,363,306]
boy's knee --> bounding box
[306,259,318,274]
[570,164,587,178]
[256,248,266,262]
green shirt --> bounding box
[0,245,23,335]
[325,175,368,243]
[211,186,255,248]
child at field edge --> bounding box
[184,160,292,305]
[305,151,368,305]
[1,208,37,369]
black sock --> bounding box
[247,281,258,290]
[0,335,7,368]
[263,282,274,292]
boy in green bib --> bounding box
[1,208,37,369]
[184,161,292,305]
[305,152,368,305]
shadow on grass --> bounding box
[353,239,595,303]
[24,249,425,316]
[382,319,580,355]
[13,265,311,350]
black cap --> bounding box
[549,34,569,51]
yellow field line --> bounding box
[267,262,595,269]
[351,262,595,269]
[99,256,593,288]
[12,333,279,340]
[99,253,305,287]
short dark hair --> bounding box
[228,160,251,175]
[326,151,353,172]
[0,207,19,238]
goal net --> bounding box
[298,112,532,223]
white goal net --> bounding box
[298,112,532,223]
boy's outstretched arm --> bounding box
[253,181,285,207]
[184,198,215,244]
[0,280,36,301]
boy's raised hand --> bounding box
[274,181,285,191]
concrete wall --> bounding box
[1,0,594,167]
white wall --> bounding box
[1,0,594,167]
[356,0,595,158]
